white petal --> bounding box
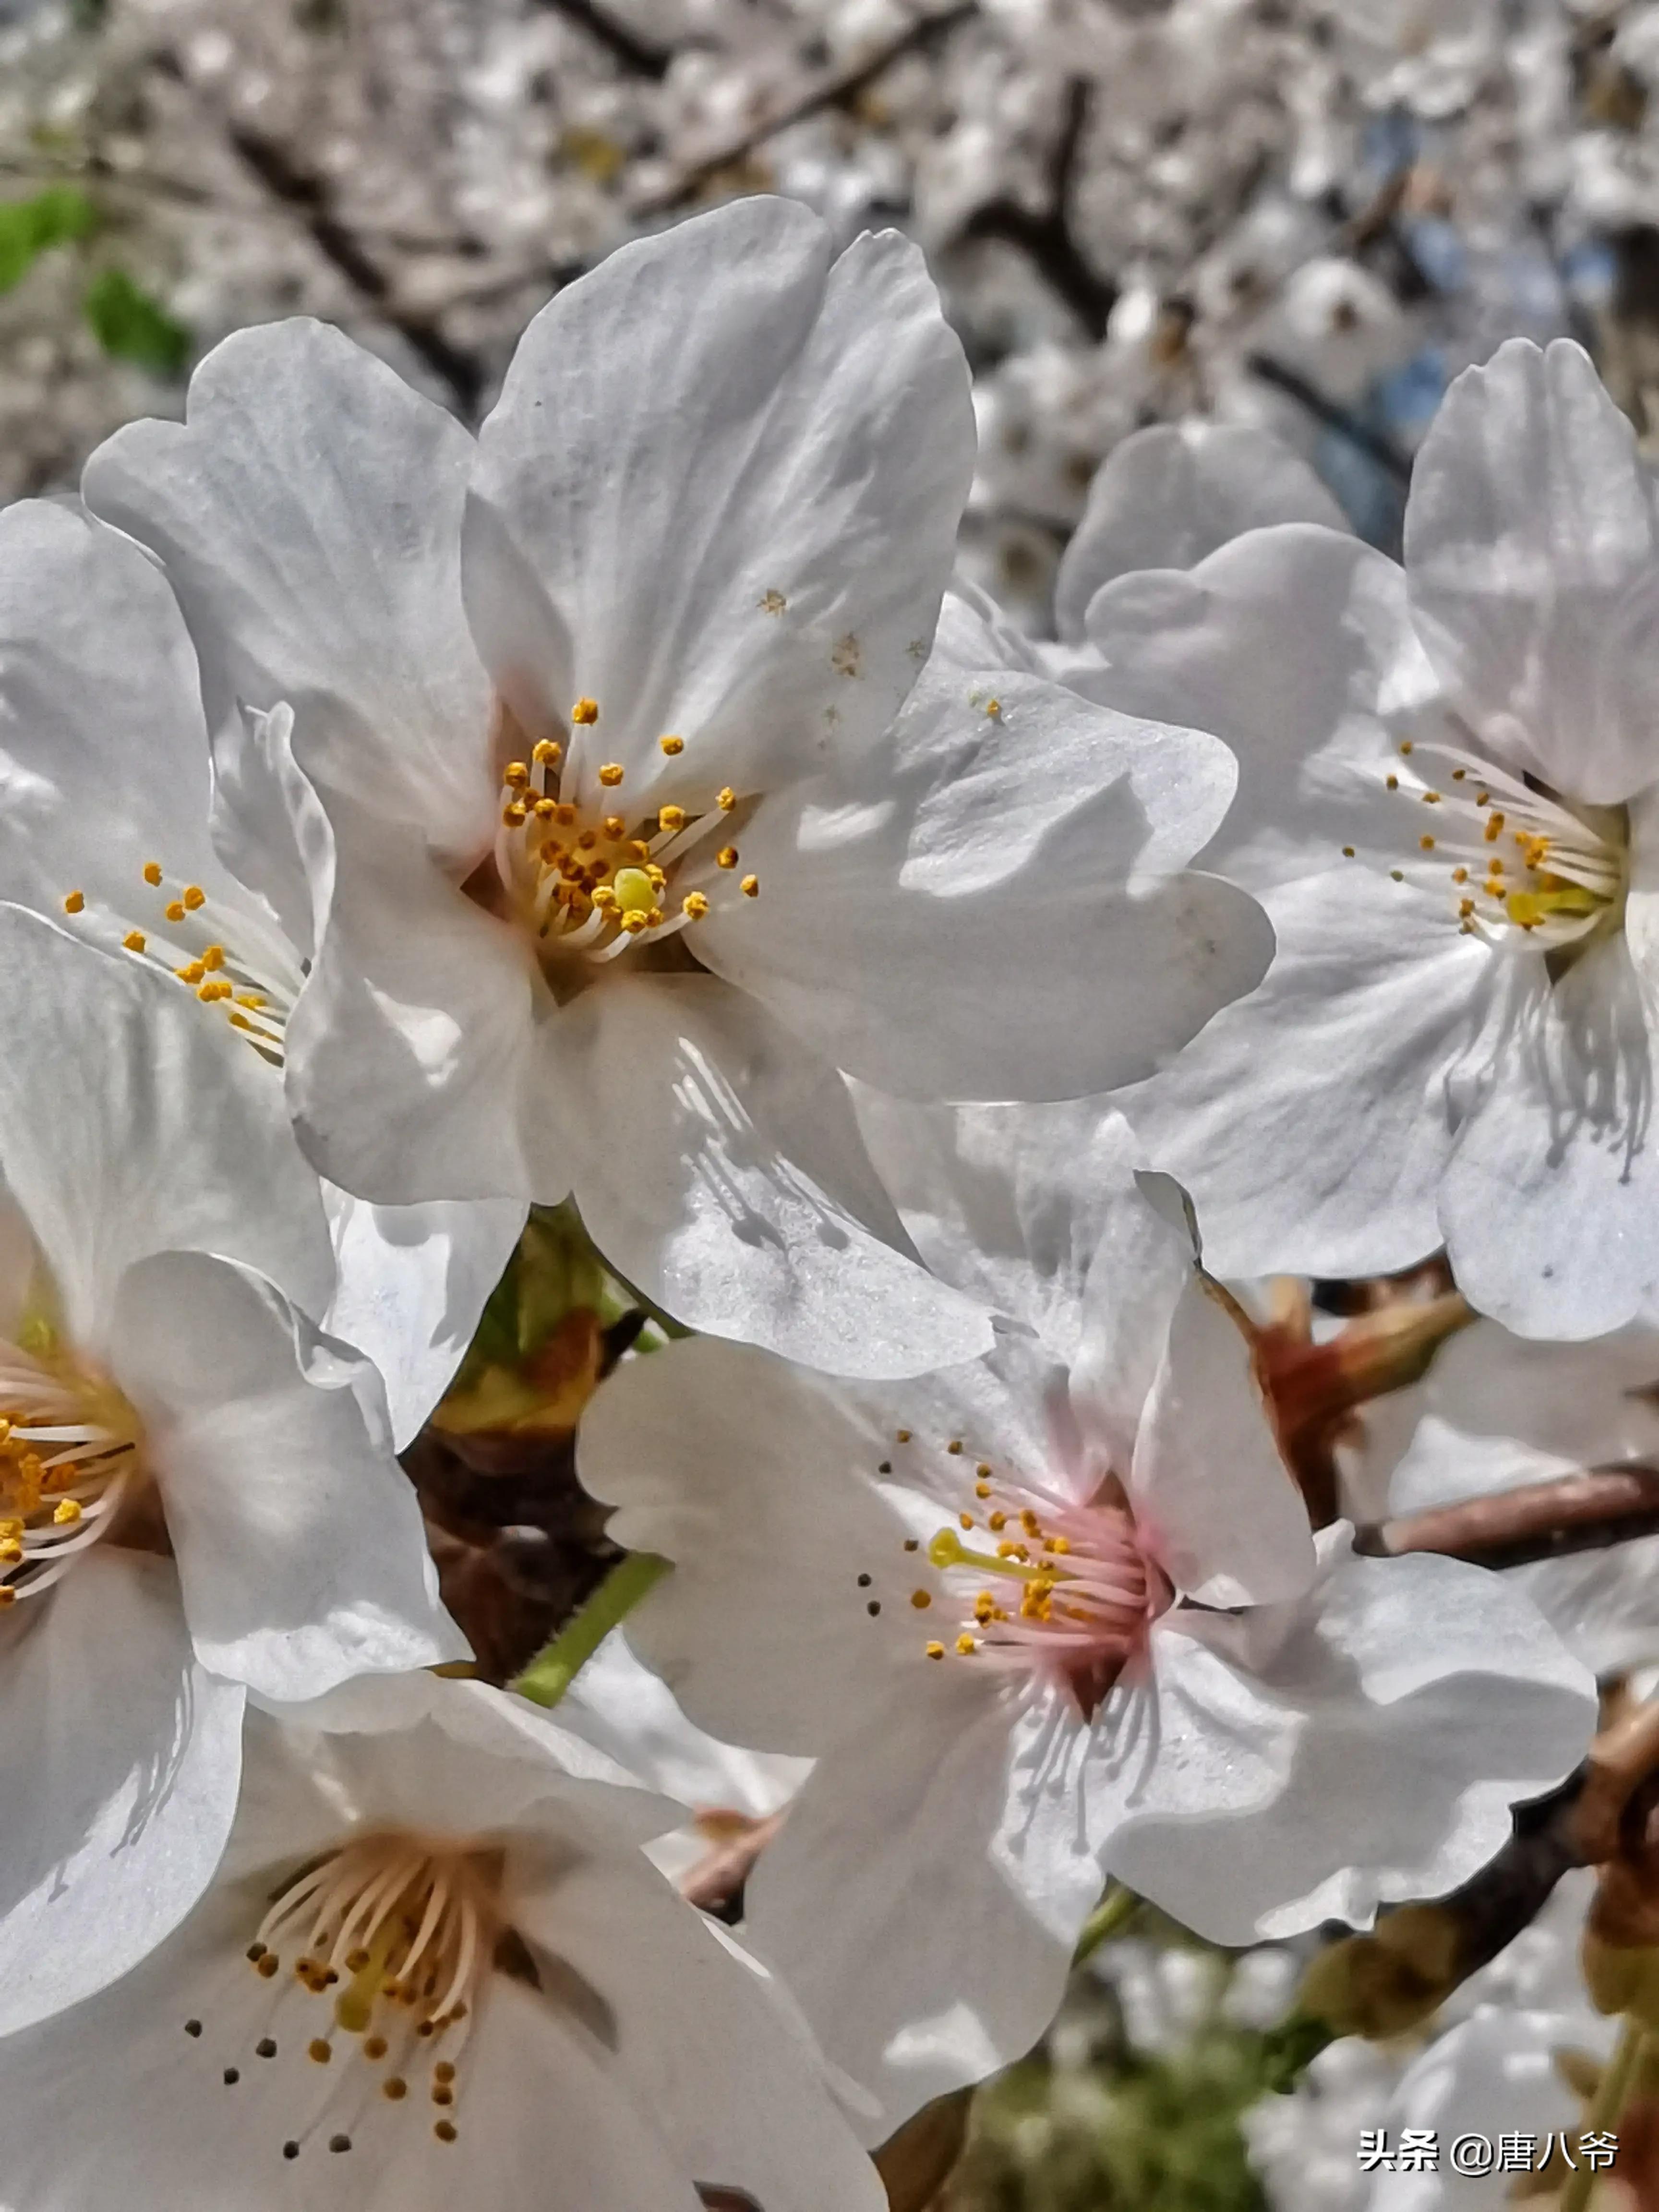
[321,1190,526,1450]
[112,1250,467,1699]
[554,1630,811,1819]
[695,662,1273,1100]
[469,197,973,801]
[1129,1274,1316,1606]
[1055,422,1346,644]
[578,1334,948,1749]
[850,1093,1154,1370]
[1102,1534,1595,1945]
[0,906,334,1349]
[0,502,260,935]
[744,1677,1094,2138]
[1121,866,1478,1280]
[284,782,561,1207]
[1405,337,1659,805]
[0,1549,243,2037]
[1077,522,1441,888]
[1069,1150,1203,1471]
[1438,935,1659,1338]
[561,974,991,1376]
[82,318,494,858]
[515,1849,886,2210]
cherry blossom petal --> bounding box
[559,974,991,1376]
[0,1549,244,2039]
[1405,337,1659,805]
[468,196,974,804]
[111,1250,466,1700]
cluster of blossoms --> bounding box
[12,169,1659,2212]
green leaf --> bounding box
[0,187,98,295]
[82,268,190,377]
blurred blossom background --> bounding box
[3,2,1655,2202]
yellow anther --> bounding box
[502,802,528,828]
[201,945,225,971]
[987,1510,1006,1531]
[1390,869,1404,882]
[122,930,146,953]
[183,886,205,911]
[718,787,736,812]
[1484,812,1505,842]
[603,816,625,840]
[1419,835,1435,851]
[503,761,530,789]
[1452,867,1468,884]
[959,1512,974,1530]
[0,1588,15,1609]
[591,885,617,910]
[741,875,760,898]
[620,910,649,935]
[645,865,667,890]
[682,891,709,920]
[717,847,739,869]
[1342,845,1356,858]
[1475,790,1490,806]
[955,1633,977,1656]
[533,798,557,819]
[947,1441,963,1456]
[235,992,265,1010]
[571,698,600,725]
[911,1589,932,1610]
[1459,898,1475,918]
[308,2040,332,2065]
[176,962,205,985]
[896,1429,911,1443]
[975,1482,992,1499]
[198,980,233,1003]
[1399,741,1413,755]
[165,901,186,923]
[1422,791,1441,804]
[52,1498,81,1526]
[62,890,84,915]
[0,1542,21,1567]
[628,839,650,861]
[597,763,625,787]
[577,829,597,850]
[659,734,684,756]
[555,803,577,827]
[645,907,664,928]
[657,805,686,832]
[435,2121,458,2144]
[533,739,562,765]
[613,868,656,915]
[142,861,163,887]
[1451,767,1467,781]
[926,1640,945,1659]
[1385,774,1399,791]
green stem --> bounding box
[513,1551,672,1709]
[1073,1883,1140,1963]
[1561,2014,1646,2212]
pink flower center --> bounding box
[918,1479,1172,1713]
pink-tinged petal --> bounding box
[1099,1533,1595,1945]
[1128,1273,1315,1606]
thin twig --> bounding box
[527,0,673,79]
[964,77,1116,339]
[223,124,488,413]
[1245,350,1413,484]
[1356,1465,1659,1571]
[631,1,976,216]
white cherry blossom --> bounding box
[0,498,523,1446]
[78,193,1270,1379]
[0,1670,884,2212]
[577,1102,1596,2137]
[0,908,461,2038]
[1077,340,1659,1338]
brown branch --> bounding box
[1357,1465,1659,1572]
[963,77,1116,340]
[631,1,976,216]
[222,124,487,415]
[527,0,673,78]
